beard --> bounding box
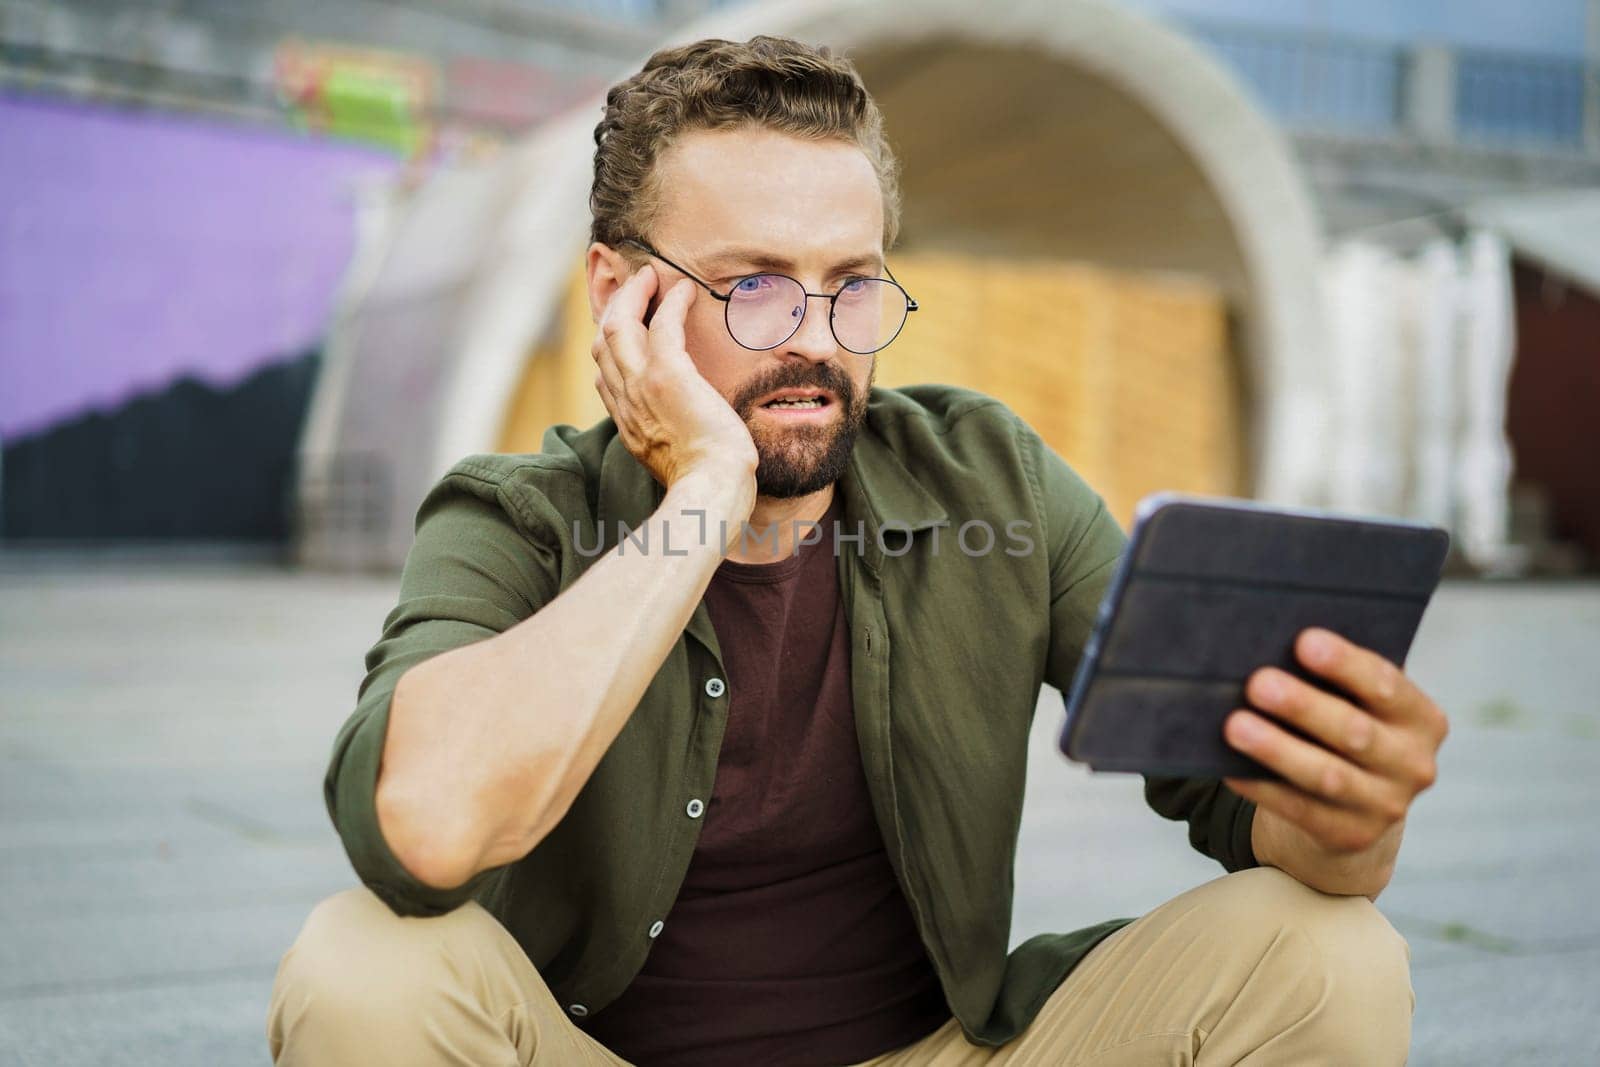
[729,359,873,499]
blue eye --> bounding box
[735,276,765,293]
[841,278,866,294]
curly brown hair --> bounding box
[589,35,900,251]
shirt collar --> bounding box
[841,414,948,534]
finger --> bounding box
[599,265,659,376]
[1224,709,1403,820]
[590,331,625,401]
[593,367,617,419]
[1223,776,1390,854]
[1294,628,1420,724]
[646,278,698,362]
[593,368,626,435]
[593,368,647,452]
[600,262,659,331]
[1245,666,1399,771]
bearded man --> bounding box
[268,35,1443,1067]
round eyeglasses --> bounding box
[620,238,918,355]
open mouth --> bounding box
[759,391,833,411]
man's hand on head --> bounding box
[592,262,759,503]
[1220,627,1450,898]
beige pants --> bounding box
[268,867,1413,1066]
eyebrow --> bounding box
[697,246,885,279]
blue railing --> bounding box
[1184,21,1404,134]
[1182,18,1596,152]
[1456,50,1589,146]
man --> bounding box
[269,35,1446,1066]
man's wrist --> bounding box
[661,467,755,553]
[1252,805,1401,899]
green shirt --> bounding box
[325,384,1258,1047]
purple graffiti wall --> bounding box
[0,94,398,443]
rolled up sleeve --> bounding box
[324,466,561,916]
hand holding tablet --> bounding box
[1059,494,1450,780]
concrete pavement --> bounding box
[1,553,1595,1064]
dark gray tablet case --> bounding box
[1059,494,1450,778]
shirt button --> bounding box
[704,677,726,698]
[685,798,705,818]
[567,1003,588,1018]
[648,920,665,938]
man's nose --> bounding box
[781,294,840,363]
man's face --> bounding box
[645,127,883,498]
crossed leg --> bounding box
[267,886,625,1067]
[854,866,1414,1066]
[269,867,1412,1066]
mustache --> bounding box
[730,362,856,416]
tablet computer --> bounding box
[1058,493,1450,779]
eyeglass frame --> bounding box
[618,237,918,355]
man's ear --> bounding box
[586,242,633,324]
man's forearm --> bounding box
[375,468,750,891]
[1251,804,1404,900]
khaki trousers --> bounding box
[268,867,1413,1065]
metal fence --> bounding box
[1184,18,1598,153]
[1455,50,1590,147]
[1185,21,1404,134]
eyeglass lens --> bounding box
[726,274,908,354]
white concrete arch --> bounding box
[299,0,1327,567]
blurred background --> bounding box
[2,1,1597,1064]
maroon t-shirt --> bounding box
[583,495,948,1065]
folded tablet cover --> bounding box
[1059,496,1449,778]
